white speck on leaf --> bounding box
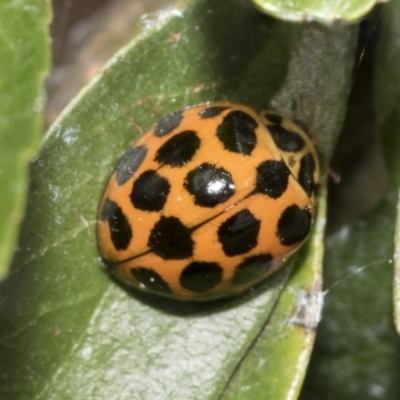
[289,289,324,330]
[140,7,183,30]
[49,184,60,201]
[81,345,93,360]
[61,128,79,146]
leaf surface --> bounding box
[375,0,400,336]
[0,0,50,278]
[300,3,400,397]
[252,0,386,24]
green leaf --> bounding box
[0,1,50,278]
[375,0,400,335]
[300,3,400,398]
[301,197,400,400]
[252,0,386,24]
[0,1,356,399]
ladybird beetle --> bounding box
[97,102,320,301]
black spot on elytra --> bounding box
[180,262,223,292]
[263,112,282,125]
[216,110,257,155]
[115,146,147,185]
[131,267,172,296]
[154,109,183,137]
[199,106,228,118]
[100,198,132,250]
[255,160,290,199]
[218,209,261,257]
[277,205,311,246]
[268,124,305,152]
[184,163,235,207]
[232,254,274,286]
[155,130,200,167]
[148,216,193,259]
[130,170,170,212]
[298,153,316,196]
